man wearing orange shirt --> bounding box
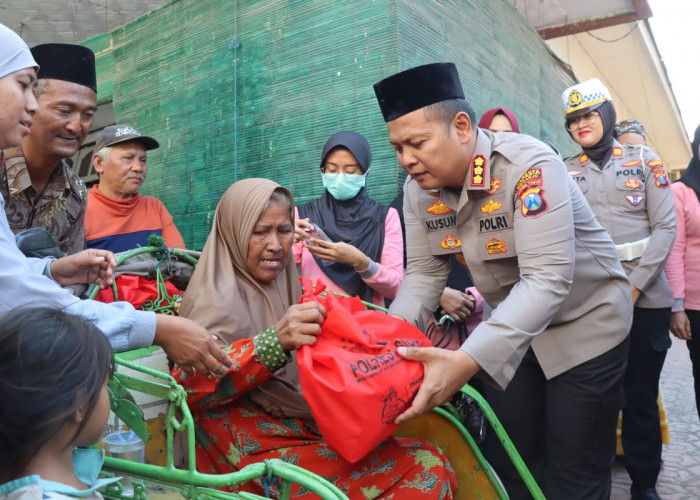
[85,124,185,252]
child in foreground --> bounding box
[0,308,117,499]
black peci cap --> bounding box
[31,43,97,93]
[373,62,465,122]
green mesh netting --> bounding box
[82,0,576,250]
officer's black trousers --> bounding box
[622,306,671,490]
[481,339,628,500]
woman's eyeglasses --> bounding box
[566,110,600,131]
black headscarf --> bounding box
[568,100,617,168]
[679,123,700,202]
[298,132,389,302]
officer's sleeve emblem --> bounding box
[647,160,669,189]
[516,168,548,218]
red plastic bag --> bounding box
[94,274,182,309]
[297,279,432,463]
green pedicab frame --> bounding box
[91,246,545,500]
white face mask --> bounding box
[322,172,367,200]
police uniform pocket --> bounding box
[476,220,516,260]
[615,173,645,211]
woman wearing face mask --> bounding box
[294,131,404,307]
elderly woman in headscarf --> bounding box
[561,78,676,500]
[666,123,700,424]
[175,178,456,499]
[293,131,403,307]
[478,107,520,133]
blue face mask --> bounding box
[322,172,367,200]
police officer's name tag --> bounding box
[417,194,463,255]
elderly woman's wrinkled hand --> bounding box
[275,302,327,351]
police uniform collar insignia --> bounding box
[612,146,623,157]
[485,178,502,195]
[440,234,461,249]
[579,153,589,164]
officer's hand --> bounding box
[670,311,692,341]
[276,302,327,351]
[153,315,233,377]
[307,239,369,270]
[50,249,117,288]
[394,346,479,424]
[439,287,476,322]
[631,286,642,304]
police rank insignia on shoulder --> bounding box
[480,198,502,214]
[470,154,486,187]
[440,234,461,250]
[486,178,502,195]
[427,199,453,215]
[647,160,669,188]
[486,237,507,255]
[516,168,548,218]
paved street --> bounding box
[611,337,700,499]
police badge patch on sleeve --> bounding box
[516,168,548,218]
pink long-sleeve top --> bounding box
[293,206,404,307]
[665,182,700,311]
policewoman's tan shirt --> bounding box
[389,130,632,389]
[564,141,676,309]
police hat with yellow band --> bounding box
[561,78,612,119]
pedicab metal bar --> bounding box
[100,354,348,500]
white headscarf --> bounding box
[0,23,38,80]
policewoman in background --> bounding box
[293,131,404,307]
[562,78,676,500]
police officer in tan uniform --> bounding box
[373,63,632,500]
[562,79,676,500]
